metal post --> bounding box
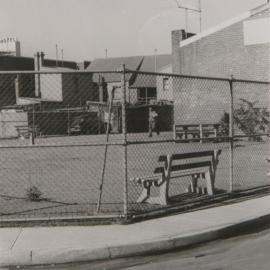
[229,76,234,192]
[15,74,19,104]
[36,52,41,98]
[185,8,188,33]
[199,0,202,32]
[55,44,58,67]
[122,64,128,217]
[31,104,35,145]
[98,104,101,134]
[61,49,64,67]
[154,48,157,72]
[98,75,104,102]
[199,124,203,144]
[96,87,116,213]
[67,104,70,136]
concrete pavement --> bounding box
[1,195,270,267]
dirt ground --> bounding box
[0,133,269,219]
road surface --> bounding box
[8,225,270,270]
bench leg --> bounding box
[146,181,169,205]
[186,174,199,193]
[199,124,203,144]
[191,174,199,193]
[136,185,151,203]
[204,171,214,195]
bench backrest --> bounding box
[174,124,219,131]
[154,150,221,177]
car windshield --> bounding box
[71,117,83,126]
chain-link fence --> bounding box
[125,70,269,216]
[0,69,269,224]
[0,70,127,224]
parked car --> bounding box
[69,115,94,135]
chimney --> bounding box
[40,52,45,67]
[171,29,186,74]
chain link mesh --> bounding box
[0,71,125,222]
[0,70,269,222]
[125,71,269,215]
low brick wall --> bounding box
[0,111,28,138]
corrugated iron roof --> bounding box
[131,54,171,88]
[88,54,171,88]
[88,56,144,83]
[139,54,172,72]
[88,56,143,72]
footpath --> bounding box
[1,195,270,268]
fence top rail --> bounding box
[0,141,126,149]
[124,69,270,85]
[0,69,269,85]
[0,70,123,75]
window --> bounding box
[163,77,169,91]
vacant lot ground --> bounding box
[0,133,269,219]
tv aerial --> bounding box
[174,0,202,33]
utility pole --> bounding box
[154,48,157,72]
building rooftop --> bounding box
[180,2,270,48]
[41,58,78,70]
[88,54,171,88]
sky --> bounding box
[0,0,267,62]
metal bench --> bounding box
[131,150,222,205]
[16,125,31,138]
[173,124,220,143]
[16,125,41,139]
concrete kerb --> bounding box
[1,212,270,267]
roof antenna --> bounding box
[61,49,64,67]
[154,48,158,72]
[55,44,58,68]
[174,0,202,32]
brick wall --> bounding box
[178,20,270,81]
[0,111,28,138]
[172,13,270,124]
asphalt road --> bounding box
[9,225,270,270]
[120,228,270,270]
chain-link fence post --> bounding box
[30,104,35,145]
[229,76,234,192]
[96,88,116,213]
[14,74,20,110]
[67,104,70,136]
[121,64,128,217]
